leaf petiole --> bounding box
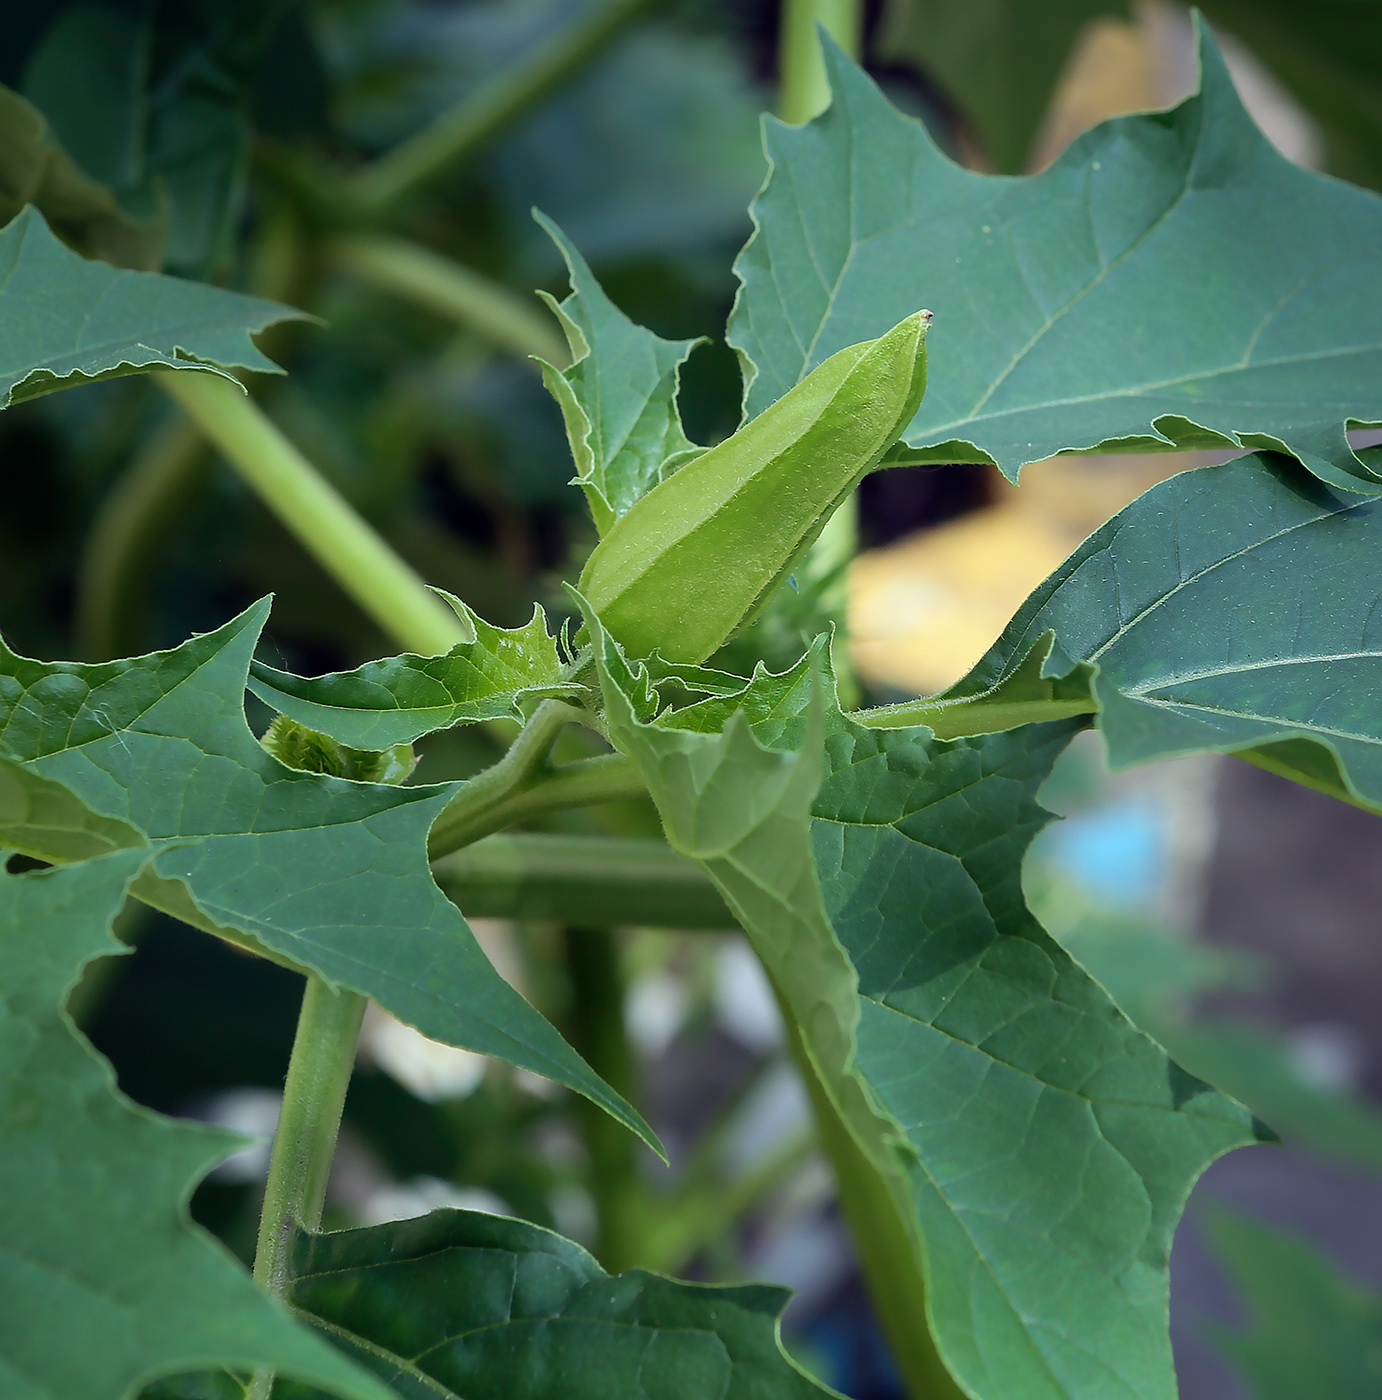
[427,700,647,858]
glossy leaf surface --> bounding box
[0,602,653,1149]
[587,610,1264,1400]
[937,450,1382,810]
[730,26,1382,491]
[535,215,704,534]
[0,206,301,408]
[580,310,927,663]
[268,1209,834,1399]
[1207,1211,1382,1399]
[248,602,578,748]
[0,850,385,1400]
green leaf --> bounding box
[0,600,656,1153]
[580,309,928,664]
[0,752,147,863]
[585,608,1266,1400]
[1038,890,1382,1174]
[0,82,163,269]
[1205,1210,1382,1399]
[730,24,1382,493]
[534,214,705,534]
[937,449,1382,811]
[877,0,1128,175]
[0,206,304,409]
[0,849,387,1400]
[266,1209,835,1399]
[248,601,580,749]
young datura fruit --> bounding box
[578,309,930,665]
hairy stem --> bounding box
[75,415,208,660]
[336,236,569,365]
[158,372,464,656]
[777,0,863,124]
[350,0,660,212]
[248,976,367,1399]
[428,696,647,859]
[562,925,645,1273]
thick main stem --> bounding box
[561,925,645,1273]
[254,977,367,1294]
[350,0,659,212]
[158,372,464,656]
[777,0,863,124]
[248,976,366,1400]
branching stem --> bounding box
[427,701,646,858]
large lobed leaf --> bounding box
[0,206,304,408]
[0,601,653,1151]
[248,599,580,749]
[584,605,1265,1400]
[266,1209,835,1399]
[535,215,704,534]
[0,850,385,1400]
[884,449,1382,812]
[730,23,1382,493]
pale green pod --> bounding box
[579,309,930,664]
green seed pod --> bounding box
[579,309,930,664]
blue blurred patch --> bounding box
[1048,800,1166,904]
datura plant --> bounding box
[8,17,1382,1400]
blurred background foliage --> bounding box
[5,2,1382,1396]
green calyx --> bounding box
[578,309,930,664]
[259,713,417,785]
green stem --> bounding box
[778,0,865,696]
[157,372,464,656]
[855,694,1099,738]
[75,415,208,660]
[350,0,661,213]
[427,699,648,858]
[432,832,733,927]
[781,999,965,1400]
[248,975,367,1399]
[254,977,367,1291]
[429,752,646,856]
[335,236,569,365]
[777,0,863,124]
[561,925,645,1273]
